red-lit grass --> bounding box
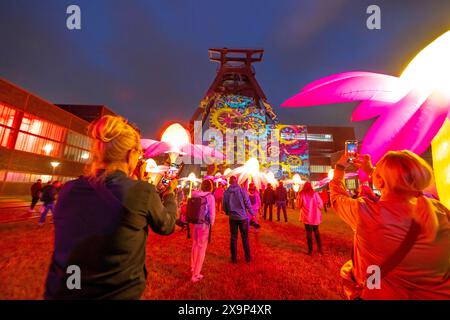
[0,208,353,299]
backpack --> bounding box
[186,194,210,224]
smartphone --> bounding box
[345,140,359,163]
[156,162,184,193]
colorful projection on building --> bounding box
[206,94,310,180]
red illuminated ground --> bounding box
[0,208,353,299]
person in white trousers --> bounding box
[191,179,216,282]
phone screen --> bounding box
[345,141,358,161]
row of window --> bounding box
[310,165,332,173]
[0,103,92,163]
[307,134,334,142]
[0,171,76,184]
[278,133,334,142]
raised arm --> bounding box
[330,153,375,231]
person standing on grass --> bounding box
[247,183,261,232]
[275,181,288,222]
[319,188,329,212]
[44,115,177,300]
[38,181,61,226]
[298,182,324,255]
[262,183,275,221]
[29,179,42,213]
[214,183,224,214]
[288,188,296,209]
[223,176,255,263]
[190,179,216,282]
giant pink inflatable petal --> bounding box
[141,139,171,158]
[351,100,394,122]
[361,89,429,162]
[388,92,450,154]
[282,73,410,108]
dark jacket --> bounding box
[31,182,42,197]
[40,185,57,204]
[44,170,177,300]
[263,187,275,205]
[222,183,255,220]
[275,186,288,202]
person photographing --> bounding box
[331,149,450,299]
[45,115,177,300]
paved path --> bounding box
[0,196,44,224]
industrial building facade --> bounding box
[0,78,114,195]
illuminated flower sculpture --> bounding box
[282,31,450,208]
[140,123,224,162]
[226,158,268,190]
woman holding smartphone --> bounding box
[45,115,178,300]
[331,150,450,299]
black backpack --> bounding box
[186,194,210,224]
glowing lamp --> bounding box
[161,123,190,163]
[187,172,196,198]
[223,168,232,176]
[50,162,60,168]
[292,173,302,192]
[43,144,53,155]
[81,152,90,160]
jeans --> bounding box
[276,201,287,222]
[39,203,54,224]
[229,219,251,263]
[304,224,322,253]
[263,203,273,221]
[30,196,40,210]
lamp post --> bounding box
[50,161,60,180]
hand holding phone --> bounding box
[345,140,359,163]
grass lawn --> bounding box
[0,207,354,300]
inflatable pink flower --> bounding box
[282,31,450,208]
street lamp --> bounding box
[50,161,60,179]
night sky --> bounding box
[0,0,449,140]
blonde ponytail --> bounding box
[87,115,141,177]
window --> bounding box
[66,131,92,150]
[15,133,62,157]
[0,103,16,147]
[14,113,66,157]
[19,114,66,142]
[3,171,75,184]
[307,134,333,142]
[64,145,91,163]
[310,165,332,173]
[64,131,92,163]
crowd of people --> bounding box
[36,115,449,300]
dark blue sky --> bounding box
[0,0,449,139]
